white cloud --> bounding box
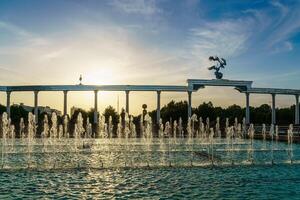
[0,21,31,38]
[0,21,49,46]
[185,19,252,78]
[271,40,293,54]
[266,1,300,53]
[242,9,272,32]
[240,2,300,55]
[270,0,289,19]
[109,0,160,15]
[0,21,187,86]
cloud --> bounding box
[0,21,48,43]
[239,1,300,54]
[109,0,160,15]
[0,21,31,38]
[270,0,289,20]
[242,9,272,32]
[0,20,189,85]
[185,19,252,77]
[190,20,251,56]
[265,1,300,53]
[271,40,293,54]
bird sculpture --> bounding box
[208,56,226,79]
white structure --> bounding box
[12,103,62,117]
[1,79,300,125]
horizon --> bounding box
[1,0,300,115]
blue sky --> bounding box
[0,0,300,114]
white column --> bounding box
[125,90,130,113]
[295,94,299,125]
[94,90,98,124]
[63,90,68,116]
[156,91,161,124]
[188,91,192,118]
[6,91,11,117]
[246,92,250,124]
[271,93,276,125]
[34,91,39,124]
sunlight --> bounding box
[83,63,119,85]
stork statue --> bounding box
[208,56,226,79]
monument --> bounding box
[208,56,227,79]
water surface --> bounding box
[1,164,300,199]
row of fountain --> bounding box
[0,111,297,169]
[0,111,291,140]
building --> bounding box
[13,103,62,116]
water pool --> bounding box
[1,164,300,199]
[1,138,300,199]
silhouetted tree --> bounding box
[195,101,216,121]
[251,104,271,124]
[0,104,6,114]
[160,100,188,125]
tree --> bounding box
[160,100,188,125]
[277,106,294,125]
[252,104,271,124]
[0,104,6,114]
[194,101,216,121]
[225,104,243,123]
[103,106,119,124]
[102,106,120,137]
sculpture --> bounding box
[79,74,83,85]
[208,56,226,79]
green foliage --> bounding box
[194,101,216,120]
[0,104,6,114]
[160,100,188,125]
[150,101,298,126]
[10,105,29,124]
[102,105,119,124]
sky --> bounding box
[1,0,300,115]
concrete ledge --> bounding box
[187,79,253,91]
[2,85,188,92]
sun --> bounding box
[83,64,118,85]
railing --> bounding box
[254,125,300,135]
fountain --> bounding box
[98,115,107,138]
[270,124,275,164]
[215,117,221,138]
[1,112,9,168]
[0,110,298,170]
[20,118,26,139]
[199,117,205,138]
[248,124,255,164]
[158,119,164,138]
[287,124,294,163]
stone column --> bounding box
[188,91,192,118]
[6,91,11,117]
[34,91,39,124]
[94,90,98,124]
[245,92,250,124]
[271,93,276,125]
[295,94,299,125]
[125,90,130,113]
[63,90,68,116]
[156,91,161,124]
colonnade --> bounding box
[4,89,300,126]
[4,90,163,124]
[187,91,300,125]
